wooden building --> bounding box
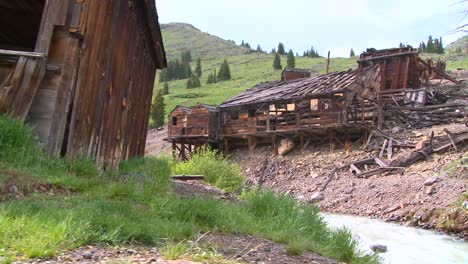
[167,47,456,158]
[0,0,166,168]
[167,104,219,160]
[219,66,381,155]
[281,68,313,81]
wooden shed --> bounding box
[167,103,219,160]
[281,68,313,81]
[0,0,166,168]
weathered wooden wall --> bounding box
[0,0,166,169]
[65,0,163,168]
[168,105,219,140]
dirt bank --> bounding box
[231,123,467,239]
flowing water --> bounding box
[322,213,468,264]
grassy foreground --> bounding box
[0,115,379,263]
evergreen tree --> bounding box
[271,48,276,54]
[162,81,169,95]
[241,40,245,46]
[277,42,285,55]
[437,37,444,54]
[217,59,231,81]
[195,58,202,78]
[286,49,295,68]
[426,35,435,53]
[186,74,201,88]
[350,48,355,57]
[273,52,282,70]
[151,89,165,128]
[256,45,262,53]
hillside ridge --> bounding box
[160,22,249,60]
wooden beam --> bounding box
[0,49,46,58]
[345,127,351,154]
[328,128,335,153]
[326,51,331,73]
[271,134,277,156]
[403,56,410,88]
[357,51,419,62]
[224,138,229,156]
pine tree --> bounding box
[151,89,165,128]
[241,40,245,47]
[217,59,231,81]
[273,52,282,70]
[437,37,444,54]
[186,74,201,88]
[195,58,202,78]
[350,48,355,57]
[277,42,285,55]
[256,45,262,53]
[426,35,435,53]
[286,49,295,68]
[162,81,169,95]
[271,48,276,54]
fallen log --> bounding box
[171,175,204,181]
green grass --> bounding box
[0,114,379,263]
[172,146,244,192]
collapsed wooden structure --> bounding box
[167,47,459,159]
[0,0,166,168]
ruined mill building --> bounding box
[167,47,456,160]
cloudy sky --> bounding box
[156,0,467,57]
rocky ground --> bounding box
[231,123,467,239]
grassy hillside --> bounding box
[446,35,468,54]
[156,23,468,120]
[161,23,249,60]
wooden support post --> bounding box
[395,56,402,89]
[326,51,331,74]
[300,132,305,152]
[328,128,335,153]
[362,128,368,146]
[248,136,256,156]
[224,138,229,156]
[345,127,351,154]
[172,142,176,159]
[271,134,277,156]
[403,56,410,88]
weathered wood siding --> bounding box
[66,0,162,168]
[1,0,166,169]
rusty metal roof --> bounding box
[219,66,378,108]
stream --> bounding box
[322,213,468,264]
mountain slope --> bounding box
[446,36,468,54]
[161,23,249,60]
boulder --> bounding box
[309,191,324,203]
[278,138,295,156]
[370,244,387,253]
[423,177,439,186]
[426,186,435,195]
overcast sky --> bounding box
[156,0,467,57]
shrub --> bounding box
[172,147,244,192]
[0,114,43,164]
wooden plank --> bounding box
[0,49,45,58]
[35,0,69,54]
[0,57,47,120]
